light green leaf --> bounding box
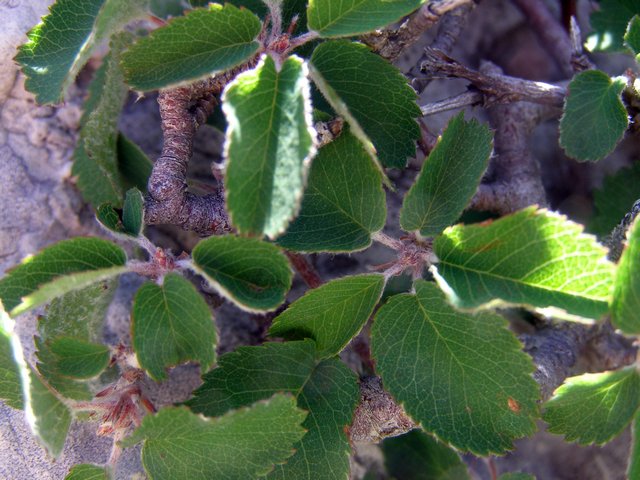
[543,367,640,445]
[0,238,127,316]
[49,337,110,379]
[400,112,493,236]
[117,134,153,193]
[186,340,317,417]
[132,273,216,381]
[191,235,292,312]
[15,0,149,104]
[310,41,420,168]
[433,207,616,319]
[588,0,640,52]
[559,70,628,162]
[629,411,640,479]
[0,310,22,409]
[1,305,71,456]
[269,274,384,358]
[123,188,145,236]
[122,3,261,91]
[371,281,539,455]
[224,54,316,239]
[381,429,470,480]
[65,464,108,480]
[122,395,307,479]
[590,162,640,236]
[267,359,359,480]
[611,217,640,334]
[307,0,423,37]
[277,130,386,252]
[73,33,133,208]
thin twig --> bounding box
[285,252,323,289]
[420,90,482,116]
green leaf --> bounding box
[267,359,359,480]
[122,395,307,480]
[73,33,133,208]
[433,207,616,319]
[371,281,539,455]
[400,112,493,236]
[588,0,640,52]
[629,411,640,479]
[307,0,423,37]
[49,337,110,379]
[14,0,149,104]
[65,464,108,480]
[590,161,640,237]
[559,70,628,162]
[121,3,261,91]
[35,337,92,401]
[191,235,292,312]
[186,340,317,417]
[0,238,127,316]
[0,311,22,409]
[123,188,145,236]
[611,217,640,334]
[132,273,216,381]
[543,367,640,445]
[381,429,470,480]
[117,134,153,193]
[625,15,640,55]
[1,305,71,456]
[277,130,386,252]
[96,204,126,236]
[310,41,420,168]
[269,274,384,358]
[498,474,536,480]
[223,54,316,239]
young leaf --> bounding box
[277,130,386,252]
[611,217,640,334]
[117,134,153,193]
[0,311,22,409]
[588,0,640,52]
[223,54,316,239]
[559,70,628,162]
[381,429,470,480]
[629,411,640,480]
[121,396,307,480]
[73,33,133,208]
[310,41,420,168]
[269,274,385,358]
[371,281,539,455]
[132,273,216,381]
[121,4,262,91]
[307,0,423,37]
[433,207,615,319]
[14,0,149,104]
[267,359,359,480]
[186,340,317,417]
[96,204,126,236]
[65,464,108,480]
[0,238,127,316]
[400,112,493,237]
[122,188,145,236]
[590,161,640,237]
[49,337,110,379]
[191,235,292,312]
[543,367,640,445]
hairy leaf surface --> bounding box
[401,113,493,236]
[117,134,153,193]
[433,207,615,319]
[122,4,261,90]
[49,337,110,379]
[122,395,307,479]
[269,274,384,358]
[371,281,539,455]
[310,41,420,168]
[224,55,315,238]
[191,235,292,312]
[612,218,640,334]
[559,70,628,162]
[0,238,126,316]
[277,130,386,252]
[307,0,423,37]
[132,273,216,381]
[543,368,640,445]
